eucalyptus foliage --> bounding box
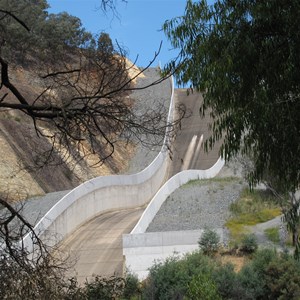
[163,0,300,193]
[0,0,92,63]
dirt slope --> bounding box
[0,63,144,201]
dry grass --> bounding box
[0,58,143,201]
[219,254,248,273]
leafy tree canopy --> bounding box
[0,0,92,63]
[97,32,114,53]
[0,0,175,170]
[163,0,300,193]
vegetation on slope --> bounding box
[226,188,281,241]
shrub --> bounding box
[264,258,300,299]
[186,273,221,300]
[141,248,300,300]
[251,248,278,273]
[250,252,300,300]
[240,234,258,253]
[183,250,215,275]
[213,263,237,299]
[142,255,188,300]
[198,228,220,255]
[123,272,140,299]
[236,249,300,300]
[234,250,277,300]
[142,251,215,300]
[235,264,265,300]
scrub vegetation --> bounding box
[141,247,300,300]
[226,188,281,241]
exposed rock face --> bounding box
[0,63,146,201]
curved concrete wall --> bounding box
[131,157,225,234]
[122,158,225,279]
[23,76,175,252]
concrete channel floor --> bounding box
[168,89,222,177]
[59,207,144,284]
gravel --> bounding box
[0,190,70,229]
[18,190,71,226]
[145,159,287,251]
[146,177,246,232]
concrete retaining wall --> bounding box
[122,158,225,279]
[22,76,175,252]
[131,157,225,234]
[123,228,224,280]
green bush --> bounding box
[186,273,221,300]
[141,248,300,300]
[240,234,258,253]
[142,252,215,300]
[213,263,237,300]
[123,272,140,299]
[198,228,220,255]
[142,255,188,300]
[183,250,215,276]
[236,249,300,300]
[251,248,278,273]
[235,264,265,300]
[263,255,300,299]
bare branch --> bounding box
[41,69,81,79]
[0,9,30,32]
[0,56,30,106]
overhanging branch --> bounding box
[0,9,30,32]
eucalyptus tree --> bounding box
[163,0,300,253]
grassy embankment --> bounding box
[226,188,281,242]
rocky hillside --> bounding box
[0,62,156,202]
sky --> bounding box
[47,0,188,68]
